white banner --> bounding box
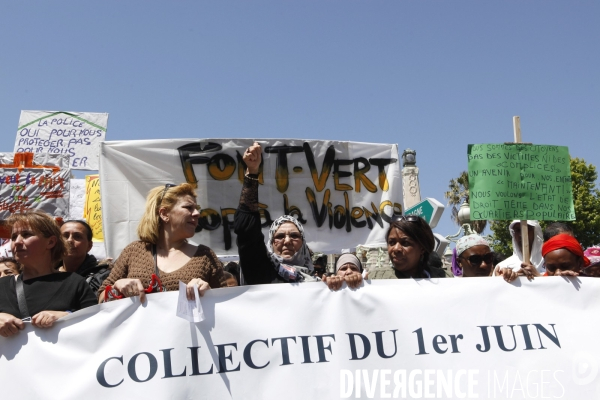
[0,152,70,219]
[15,110,108,170]
[99,139,402,257]
[1,278,598,399]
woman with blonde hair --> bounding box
[98,183,226,302]
[0,211,97,337]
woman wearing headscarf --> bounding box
[495,220,544,282]
[582,247,600,277]
[323,254,364,290]
[451,234,494,278]
[541,234,590,276]
[234,143,318,284]
[98,183,226,302]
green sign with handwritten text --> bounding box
[467,144,575,221]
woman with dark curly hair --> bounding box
[0,257,21,277]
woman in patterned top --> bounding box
[98,183,226,302]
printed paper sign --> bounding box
[176,281,204,322]
[99,139,403,257]
[0,152,70,219]
[14,110,108,170]
[467,144,575,221]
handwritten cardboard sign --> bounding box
[14,110,108,170]
[0,152,70,219]
[84,174,103,241]
[468,144,575,221]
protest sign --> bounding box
[0,152,70,219]
[84,174,103,241]
[99,139,402,257]
[1,278,598,399]
[69,179,85,220]
[467,144,575,221]
[14,110,108,170]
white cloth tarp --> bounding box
[99,139,402,258]
[1,278,598,399]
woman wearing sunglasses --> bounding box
[0,211,97,337]
[451,234,494,277]
[98,183,227,303]
[234,142,320,284]
[370,215,446,279]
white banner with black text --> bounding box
[1,277,599,399]
[99,139,402,258]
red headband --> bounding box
[542,234,590,267]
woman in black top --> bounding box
[234,142,318,284]
[234,142,363,290]
[0,211,96,337]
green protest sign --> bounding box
[467,144,575,221]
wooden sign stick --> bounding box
[513,116,531,264]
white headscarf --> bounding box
[335,253,363,274]
[452,234,490,277]
[267,215,316,282]
[497,220,545,273]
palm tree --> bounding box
[444,171,487,234]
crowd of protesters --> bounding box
[0,142,598,338]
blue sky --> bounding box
[1,1,598,240]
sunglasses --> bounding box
[158,184,177,207]
[392,215,420,223]
[460,252,494,266]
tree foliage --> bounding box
[488,220,512,256]
[444,170,487,234]
[489,157,600,255]
[566,158,600,247]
